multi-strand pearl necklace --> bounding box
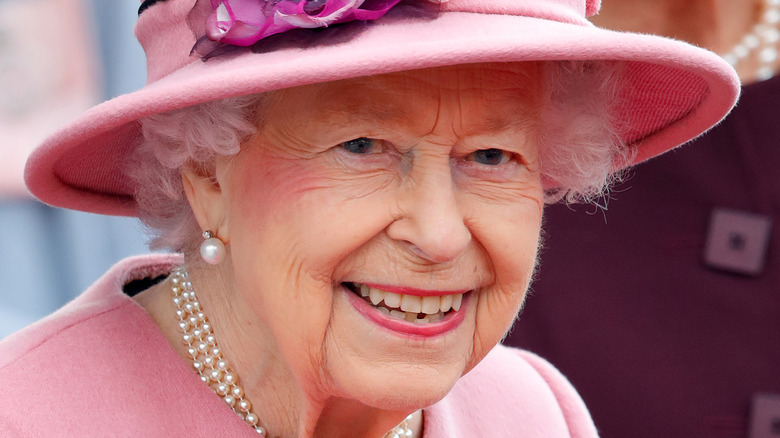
[171,268,267,434]
[170,267,416,438]
[721,0,780,81]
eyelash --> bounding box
[341,137,380,155]
[464,148,514,166]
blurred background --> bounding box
[0,0,148,338]
[1,1,778,437]
[504,1,780,438]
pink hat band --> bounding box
[138,0,602,83]
[24,0,738,216]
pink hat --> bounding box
[25,0,740,216]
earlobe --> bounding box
[181,162,230,243]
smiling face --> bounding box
[201,63,544,410]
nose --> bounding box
[386,159,472,263]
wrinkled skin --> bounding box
[143,63,545,437]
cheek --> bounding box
[226,150,398,311]
[465,195,543,367]
[232,154,322,221]
[225,152,403,388]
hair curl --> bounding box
[131,61,633,251]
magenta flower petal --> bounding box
[206,0,273,44]
[202,0,404,47]
[274,0,363,28]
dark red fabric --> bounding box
[504,75,780,438]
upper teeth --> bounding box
[357,284,463,314]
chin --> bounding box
[345,366,465,410]
[326,347,471,411]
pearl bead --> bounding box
[224,395,236,407]
[217,359,229,370]
[744,34,761,49]
[758,66,775,80]
[238,399,252,413]
[172,297,182,306]
[765,8,780,24]
[200,237,226,265]
[187,347,198,358]
[181,333,193,344]
[203,356,215,367]
[765,27,780,43]
[192,329,203,339]
[177,321,190,332]
[206,335,216,345]
[224,372,238,385]
[256,426,267,435]
[231,386,243,398]
[210,347,221,357]
[246,413,259,426]
[193,361,204,371]
[201,323,212,333]
[761,47,778,63]
[210,369,223,381]
[216,383,229,396]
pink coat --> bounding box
[0,255,598,437]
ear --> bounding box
[181,158,231,243]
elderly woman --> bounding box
[0,0,737,436]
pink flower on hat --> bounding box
[205,0,403,46]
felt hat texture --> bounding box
[25,0,740,216]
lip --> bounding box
[359,283,471,297]
[343,285,469,337]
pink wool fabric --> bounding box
[0,255,597,437]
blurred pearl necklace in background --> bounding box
[170,267,416,438]
[721,0,780,81]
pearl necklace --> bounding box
[721,0,780,82]
[170,267,416,438]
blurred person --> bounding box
[0,0,738,436]
[504,1,780,437]
[0,0,148,338]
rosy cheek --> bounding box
[232,154,329,220]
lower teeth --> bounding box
[375,305,444,323]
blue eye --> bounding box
[341,138,375,154]
[468,149,511,165]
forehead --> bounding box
[266,63,542,132]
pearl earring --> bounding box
[200,230,226,265]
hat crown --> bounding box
[135,0,601,83]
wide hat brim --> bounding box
[25,2,740,216]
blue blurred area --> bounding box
[0,0,151,339]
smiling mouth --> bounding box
[342,282,464,324]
